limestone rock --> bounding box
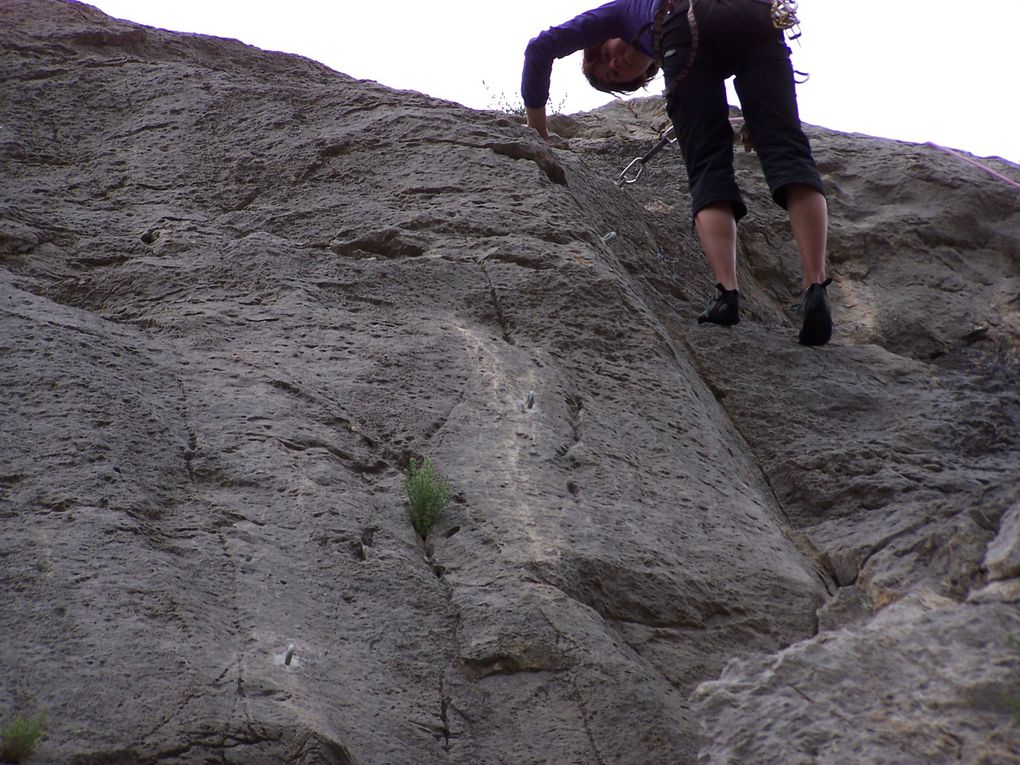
[986,502,1020,582]
[1,1,1018,763]
[694,591,1020,765]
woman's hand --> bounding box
[526,106,550,139]
[740,124,755,153]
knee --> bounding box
[785,183,826,206]
[775,180,825,210]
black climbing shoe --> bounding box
[698,283,740,326]
[796,278,833,346]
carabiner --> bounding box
[616,156,645,186]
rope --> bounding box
[928,143,1020,193]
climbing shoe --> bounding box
[698,283,740,326]
[796,278,833,346]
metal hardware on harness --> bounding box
[656,0,700,97]
[616,126,677,186]
[770,0,801,40]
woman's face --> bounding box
[591,38,653,84]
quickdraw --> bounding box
[616,118,745,187]
[616,126,677,186]
[770,0,802,41]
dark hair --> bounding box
[582,43,660,96]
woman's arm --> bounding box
[521,3,623,119]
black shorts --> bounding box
[661,0,824,221]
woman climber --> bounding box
[521,0,833,346]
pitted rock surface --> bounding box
[2,2,1019,764]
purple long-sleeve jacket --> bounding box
[521,0,661,108]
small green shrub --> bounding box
[403,457,451,539]
[1,710,46,764]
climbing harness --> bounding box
[616,125,677,186]
[655,0,803,95]
[654,0,700,97]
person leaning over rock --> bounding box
[521,0,833,346]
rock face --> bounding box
[1,2,1018,763]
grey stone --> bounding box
[986,502,1020,582]
[1,1,1018,763]
[693,591,1020,765]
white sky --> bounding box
[87,0,1020,164]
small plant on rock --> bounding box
[482,80,568,118]
[403,457,451,539]
[1,710,47,764]
[483,80,526,118]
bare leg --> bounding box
[786,183,833,344]
[694,201,739,290]
[786,183,828,289]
